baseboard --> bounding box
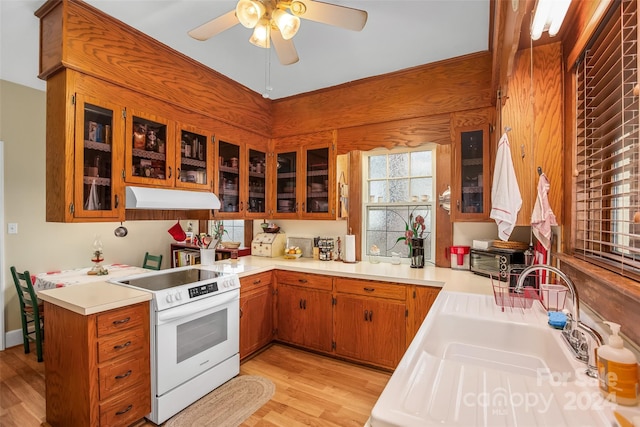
[4,328,24,349]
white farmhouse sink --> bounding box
[369,291,616,427]
[421,314,575,380]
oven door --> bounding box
[470,250,504,279]
[155,288,239,396]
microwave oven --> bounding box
[470,248,526,281]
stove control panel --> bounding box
[188,282,219,298]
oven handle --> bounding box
[157,290,239,324]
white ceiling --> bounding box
[1,1,490,100]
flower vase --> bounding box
[410,237,425,268]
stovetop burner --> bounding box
[118,267,225,292]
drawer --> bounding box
[240,271,272,293]
[98,354,149,401]
[335,278,405,300]
[97,303,147,338]
[99,382,150,427]
[276,270,332,291]
[97,328,147,364]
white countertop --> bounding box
[38,280,152,315]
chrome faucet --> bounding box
[515,264,603,378]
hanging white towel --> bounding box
[84,179,100,210]
[490,133,522,240]
[531,173,557,250]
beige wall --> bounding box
[0,80,191,336]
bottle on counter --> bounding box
[597,321,639,406]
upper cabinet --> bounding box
[452,125,491,221]
[245,144,268,218]
[125,110,175,187]
[73,94,125,220]
[176,124,213,191]
[217,140,243,215]
[271,131,337,220]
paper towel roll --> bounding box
[344,234,356,263]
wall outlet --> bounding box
[7,223,18,234]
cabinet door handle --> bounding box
[113,341,131,350]
[301,202,305,212]
[240,201,243,212]
[295,202,299,212]
[303,299,307,309]
[299,299,303,309]
[239,308,243,318]
[369,310,373,322]
[253,279,262,285]
[115,370,132,380]
[112,317,130,325]
[115,405,133,416]
[168,166,172,179]
[115,194,119,209]
[364,310,369,321]
[456,199,460,211]
[363,287,375,292]
[177,168,181,178]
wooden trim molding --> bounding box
[556,253,640,346]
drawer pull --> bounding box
[113,341,132,350]
[253,279,262,284]
[115,370,132,380]
[112,317,130,325]
[115,404,133,416]
[298,279,308,283]
[363,287,375,292]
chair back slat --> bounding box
[143,252,163,270]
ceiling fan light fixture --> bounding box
[249,19,271,48]
[272,9,300,40]
[289,1,307,17]
[236,0,266,28]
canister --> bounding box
[450,246,470,270]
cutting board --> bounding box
[286,237,313,258]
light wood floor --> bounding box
[0,343,390,426]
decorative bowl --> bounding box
[265,226,280,233]
[222,241,241,249]
[283,253,302,259]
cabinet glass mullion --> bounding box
[82,102,113,212]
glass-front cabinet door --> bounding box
[217,140,242,215]
[274,150,298,217]
[73,94,124,219]
[125,109,174,186]
[303,145,334,218]
[246,145,267,217]
[454,125,490,220]
[176,124,212,190]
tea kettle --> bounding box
[439,185,451,214]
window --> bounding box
[574,0,640,280]
[210,220,244,243]
[363,148,435,261]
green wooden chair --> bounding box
[142,252,163,270]
[10,266,44,362]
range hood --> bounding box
[125,186,221,210]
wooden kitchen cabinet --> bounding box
[239,271,274,359]
[275,271,333,353]
[217,139,243,215]
[124,108,175,187]
[271,131,337,219]
[334,278,407,369]
[175,123,213,190]
[406,285,440,346]
[244,144,269,218]
[44,301,150,427]
[451,124,491,221]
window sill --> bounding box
[554,253,640,345]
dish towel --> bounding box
[531,173,557,250]
[490,132,522,240]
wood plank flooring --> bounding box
[0,343,390,426]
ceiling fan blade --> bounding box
[272,30,299,65]
[293,0,367,31]
[188,10,239,41]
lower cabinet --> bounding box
[406,285,441,346]
[44,301,151,427]
[275,271,333,353]
[239,271,274,360]
[334,278,407,369]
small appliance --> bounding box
[469,247,526,281]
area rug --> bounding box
[164,375,275,427]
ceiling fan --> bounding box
[188,0,368,65]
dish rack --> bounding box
[491,270,568,312]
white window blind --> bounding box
[575,0,640,279]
